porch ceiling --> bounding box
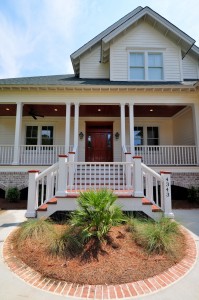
[0,104,186,117]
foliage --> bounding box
[5,187,20,202]
[127,216,180,254]
[187,186,199,203]
[69,189,124,242]
[17,218,55,243]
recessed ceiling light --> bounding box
[54,108,58,111]
[6,108,10,111]
[150,109,153,112]
[98,108,101,112]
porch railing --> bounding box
[0,145,14,164]
[126,145,198,165]
[26,156,173,219]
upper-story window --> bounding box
[129,52,163,81]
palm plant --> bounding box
[70,189,124,242]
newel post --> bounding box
[160,171,174,219]
[125,152,132,188]
[55,155,68,197]
[133,156,144,197]
[25,170,39,218]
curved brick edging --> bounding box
[3,228,197,299]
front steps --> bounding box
[37,194,163,221]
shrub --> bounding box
[69,189,124,242]
[5,187,20,202]
[128,217,180,254]
[17,218,55,244]
[187,186,199,203]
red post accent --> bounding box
[68,152,76,154]
[160,171,172,174]
[58,154,68,158]
[133,156,142,159]
[125,152,131,155]
[28,170,40,173]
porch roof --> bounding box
[0,74,198,90]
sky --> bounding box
[0,0,199,79]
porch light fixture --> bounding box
[115,132,120,140]
[79,132,84,139]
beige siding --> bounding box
[0,118,15,144]
[173,108,195,145]
[80,46,110,79]
[110,21,182,81]
[182,54,199,79]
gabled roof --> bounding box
[71,6,199,76]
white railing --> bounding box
[126,145,197,165]
[66,162,133,192]
[19,145,65,165]
[0,145,14,164]
[141,163,163,210]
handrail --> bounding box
[36,162,59,181]
[141,163,163,181]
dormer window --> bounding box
[129,52,163,81]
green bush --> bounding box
[69,189,124,242]
[5,187,20,202]
[187,186,199,203]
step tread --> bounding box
[142,197,152,205]
[37,203,48,211]
[47,197,57,204]
[152,204,162,212]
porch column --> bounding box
[65,103,71,153]
[192,103,199,164]
[13,102,23,165]
[120,104,126,147]
[129,102,135,155]
[74,103,79,149]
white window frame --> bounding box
[128,50,165,81]
[134,125,159,146]
[25,124,55,145]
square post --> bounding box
[25,170,39,218]
[55,155,68,197]
[133,156,144,197]
[160,171,174,218]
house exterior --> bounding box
[0,6,199,218]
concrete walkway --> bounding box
[0,209,199,300]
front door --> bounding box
[86,123,113,162]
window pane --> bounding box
[134,127,143,145]
[130,53,144,67]
[130,67,145,80]
[26,126,38,145]
[148,53,162,67]
[148,68,163,80]
[147,127,159,145]
[41,126,53,145]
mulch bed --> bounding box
[11,224,187,285]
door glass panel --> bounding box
[107,133,112,148]
[87,135,92,148]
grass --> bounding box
[127,216,180,255]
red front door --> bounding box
[86,124,113,162]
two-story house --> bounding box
[0,6,199,219]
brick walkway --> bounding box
[3,228,197,299]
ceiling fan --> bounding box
[28,108,44,120]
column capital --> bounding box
[128,101,134,106]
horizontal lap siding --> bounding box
[173,108,194,145]
[110,21,181,81]
[182,55,199,79]
[80,46,110,79]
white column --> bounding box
[161,171,174,219]
[25,170,39,218]
[133,156,144,197]
[13,102,23,165]
[120,104,126,147]
[192,104,199,164]
[74,103,79,148]
[65,103,71,153]
[129,103,134,155]
[56,155,68,196]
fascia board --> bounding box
[102,7,195,47]
[70,6,143,60]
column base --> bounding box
[164,212,175,219]
[25,211,36,218]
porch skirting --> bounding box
[0,170,199,192]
